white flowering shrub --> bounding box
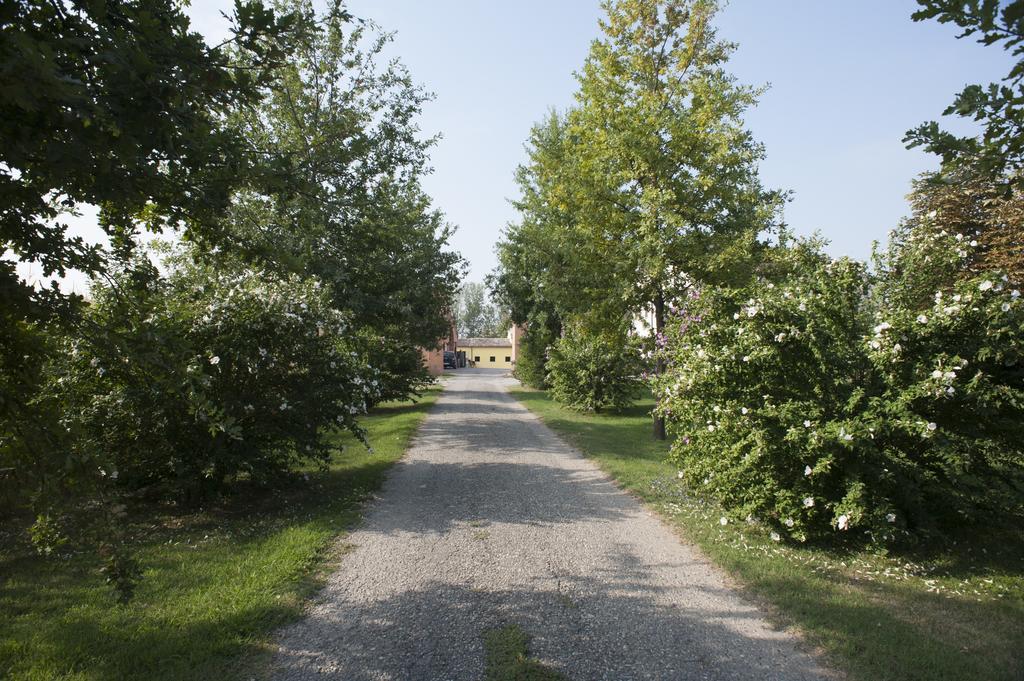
[548,327,642,412]
[357,330,433,407]
[48,258,379,501]
[656,241,1024,543]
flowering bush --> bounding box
[655,240,1024,543]
[357,330,432,407]
[548,327,641,412]
[47,256,379,502]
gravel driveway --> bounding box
[270,369,833,680]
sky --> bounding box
[18,1,1015,290]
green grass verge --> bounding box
[483,624,566,681]
[0,386,441,681]
[510,385,1024,681]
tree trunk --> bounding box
[652,289,667,441]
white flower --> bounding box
[1012,290,1020,299]
[931,369,943,379]
[970,240,978,247]
[917,314,928,324]
[209,356,220,365]
[803,496,815,508]
[979,280,993,291]
[886,513,896,523]
[784,518,794,528]
[279,401,289,410]
[843,433,853,441]
[798,302,807,311]
[927,422,937,431]
[874,322,891,334]
[770,532,781,542]
[837,514,849,530]
[943,371,956,380]
[893,343,902,353]
[869,340,880,349]
[244,404,254,412]
[953,294,962,302]
[90,357,100,367]
[677,471,685,479]
[946,386,955,395]
[258,347,268,357]
[719,517,728,526]
[804,465,812,477]
[713,405,721,413]
[733,312,740,320]
[707,425,715,432]
[803,420,811,428]
[745,306,759,317]
[741,407,748,415]
[742,355,750,362]
[1002,303,1011,312]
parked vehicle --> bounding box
[443,351,457,369]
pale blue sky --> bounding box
[332,0,1013,281]
[21,1,1012,293]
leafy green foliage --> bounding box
[224,3,463,354]
[45,252,378,503]
[0,0,299,318]
[513,321,558,390]
[548,327,642,413]
[655,235,1024,543]
[512,385,1024,681]
[0,389,441,679]
[906,0,1024,181]
[491,1,780,437]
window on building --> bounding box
[505,356,511,362]
[474,356,480,362]
[489,356,495,362]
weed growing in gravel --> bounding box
[483,624,566,681]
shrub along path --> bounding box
[270,369,833,680]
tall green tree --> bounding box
[0,0,302,460]
[0,0,299,319]
[223,0,463,355]
[497,0,781,438]
[906,0,1024,183]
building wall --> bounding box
[421,348,445,376]
[464,345,514,368]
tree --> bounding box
[223,0,464,364]
[456,282,506,337]
[906,0,1024,183]
[495,0,782,438]
[0,0,303,442]
[0,0,299,320]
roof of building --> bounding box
[458,337,512,347]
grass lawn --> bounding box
[511,385,1024,681]
[0,386,441,681]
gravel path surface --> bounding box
[270,369,834,681]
